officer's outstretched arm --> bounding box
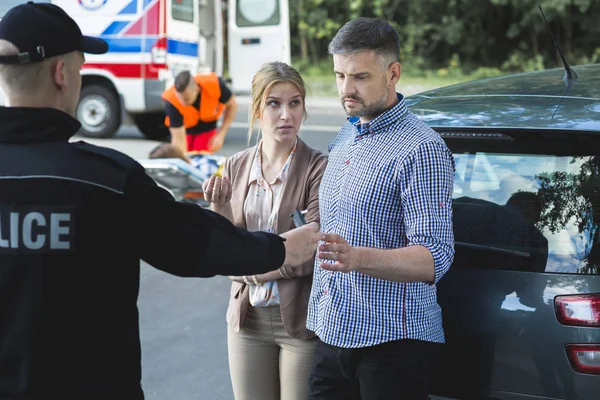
[124,162,285,277]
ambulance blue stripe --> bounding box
[167,40,198,57]
[101,37,199,56]
[101,21,131,35]
[101,37,154,53]
[118,0,139,15]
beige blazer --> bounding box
[213,138,327,339]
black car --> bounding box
[406,64,600,399]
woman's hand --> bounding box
[202,175,232,204]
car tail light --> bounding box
[555,294,600,327]
[566,344,600,375]
[150,37,167,70]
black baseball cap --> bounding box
[0,1,108,64]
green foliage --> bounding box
[469,67,505,80]
[293,58,333,77]
[288,0,600,77]
[502,53,546,72]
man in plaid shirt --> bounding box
[307,17,455,400]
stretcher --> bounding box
[138,153,225,208]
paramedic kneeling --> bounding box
[162,70,238,154]
[0,3,319,400]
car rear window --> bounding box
[449,148,600,275]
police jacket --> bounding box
[0,106,286,399]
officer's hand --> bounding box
[280,222,320,267]
[202,175,232,204]
[229,276,245,284]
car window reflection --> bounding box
[452,153,600,274]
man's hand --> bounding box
[208,131,226,153]
[280,222,320,267]
[202,175,232,204]
[317,233,360,273]
[169,126,188,154]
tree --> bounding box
[537,156,600,274]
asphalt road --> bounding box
[71,97,345,400]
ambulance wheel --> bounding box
[76,84,120,138]
[133,112,171,141]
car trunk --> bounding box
[431,128,600,399]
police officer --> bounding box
[0,3,320,399]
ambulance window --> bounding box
[172,0,194,22]
[0,0,50,17]
[236,0,280,27]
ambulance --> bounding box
[0,0,291,139]
[0,0,223,139]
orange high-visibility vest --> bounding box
[161,73,225,129]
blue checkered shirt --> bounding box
[306,94,455,348]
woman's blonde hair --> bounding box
[247,61,308,143]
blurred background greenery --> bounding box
[285,0,600,96]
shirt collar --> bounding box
[347,93,407,137]
[249,138,298,185]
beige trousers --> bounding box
[227,305,317,400]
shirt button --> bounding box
[323,290,328,295]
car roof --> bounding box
[406,63,600,132]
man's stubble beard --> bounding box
[343,94,389,120]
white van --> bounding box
[227,0,291,93]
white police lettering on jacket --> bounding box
[0,209,73,252]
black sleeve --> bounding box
[217,77,233,104]
[164,100,184,128]
[124,162,286,277]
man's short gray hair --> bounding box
[328,17,400,69]
[0,40,49,94]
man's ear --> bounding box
[389,62,402,86]
[51,59,67,91]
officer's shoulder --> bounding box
[70,140,140,171]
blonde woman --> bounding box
[202,62,327,400]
